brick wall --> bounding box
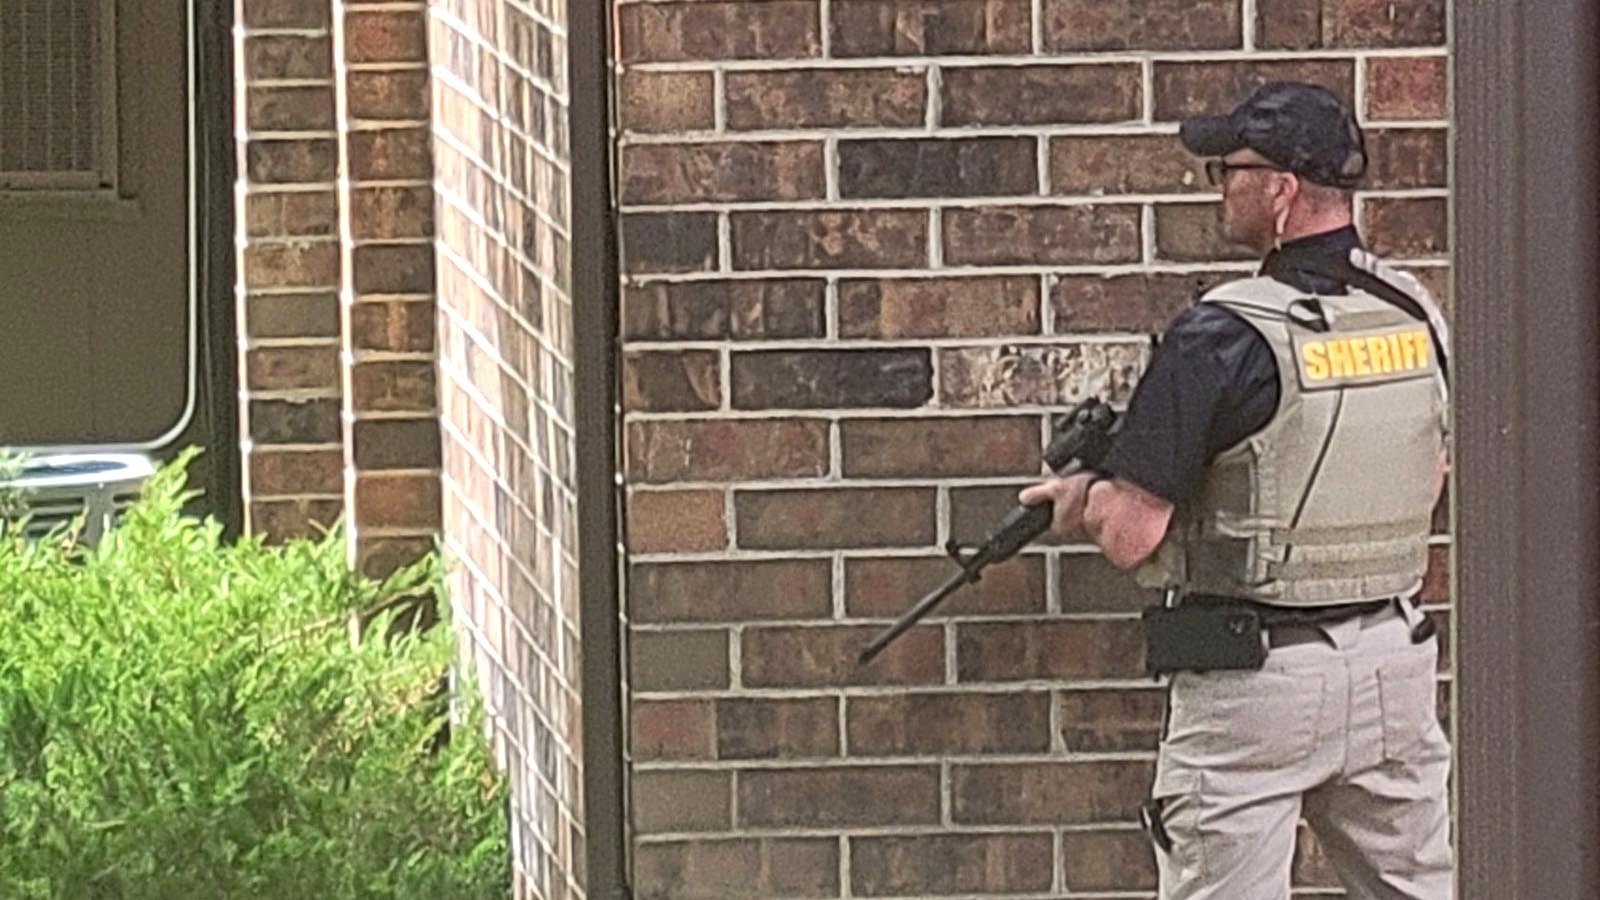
[428,1,584,897]
[616,1,1451,898]
[237,0,441,576]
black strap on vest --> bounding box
[1267,250,1452,387]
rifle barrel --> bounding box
[857,566,975,664]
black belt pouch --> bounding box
[1141,603,1268,676]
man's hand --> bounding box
[1018,473,1097,542]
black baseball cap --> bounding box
[1179,81,1368,188]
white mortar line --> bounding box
[624,46,1453,74]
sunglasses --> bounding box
[1204,160,1290,186]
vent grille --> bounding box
[0,0,116,190]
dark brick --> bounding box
[838,137,1037,199]
[352,417,441,469]
[939,343,1149,408]
[250,499,345,542]
[624,279,826,342]
[631,630,730,693]
[621,142,826,204]
[1367,56,1448,120]
[847,691,1052,756]
[247,86,336,132]
[949,484,1066,548]
[625,489,728,554]
[346,70,430,120]
[351,360,436,412]
[244,34,331,80]
[348,128,433,180]
[859,835,1054,897]
[743,625,944,688]
[1050,273,1204,334]
[1154,202,1257,262]
[623,213,719,274]
[247,293,340,340]
[352,244,435,294]
[951,760,1152,824]
[620,71,716,134]
[246,139,338,183]
[243,0,329,29]
[619,2,821,63]
[839,276,1040,339]
[249,449,344,496]
[1043,0,1241,50]
[350,186,434,240]
[632,700,715,762]
[633,770,730,833]
[1364,196,1448,257]
[246,191,339,238]
[735,487,936,550]
[350,299,435,352]
[942,205,1142,266]
[354,536,434,580]
[725,69,927,130]
[717,698,840,760]
[1056,551,1164,612]
[1366,128,1448,190]
[731,210,928,270]
[354,473,441,529]
[633,838,840,900]
[249,398,341,445]
[244,242,341,289]
[1062,831,1159,891]
[623,350,721,413]
[956,619,1147,681]
[942,64,1141,126]
[845,555,1047,618]
[629,558,833,623]
[1152,59,1355,121]
[840,416,1041,478]
[344,9,428,63]
[1256,0,1446,49]
[738,766,941,828]
[830,0,1030,56]
[1050,134,1210,195]
[1058,688,1167,752]
[625,419,831,483]
[731,349,932,409]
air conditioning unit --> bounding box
[2,452,154,545]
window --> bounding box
[0,0,117,192]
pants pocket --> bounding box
[1147,766,1204,887]
[1378,644,1444,762]
[1167,669,1327,771]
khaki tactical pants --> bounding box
[1149,601,1454,900]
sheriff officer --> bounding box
[1021,82,1453,900]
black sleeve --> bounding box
[1096,304,1280,506]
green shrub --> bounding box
[0,453,509,899]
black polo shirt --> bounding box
[1097,226,1364,505]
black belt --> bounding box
[1184,595,1400,649]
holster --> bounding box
[1141,601,1268,676]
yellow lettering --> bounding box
[1411,331,1430,368]
[1397,332,1418,370]
[1327,339,1354,378]
[1349,338,1373,375]
[1302,342,1330,380]
[1367,335,1393,373]
[1387,334,1407,371]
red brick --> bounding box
[943,205,1142,266]
[633,770,731,834]
[355,473,441,529]
[1062,831,1159,891]
[948,484,1067,548]
[731,349,932,410]
[1152,60,1355,121]
[731,210,929,270]
[1050,134,1210,195]
[247,86,336,132]
[950,760,1152,824]
[847,691,1051,756]
[243,0,329,29]
[1043,0,1240,51]
[246,191,339,238]
[837,137,1037,199]
[1256,0,1445,49]
[939,343,1148,408]
[620,71,716,134]
[737,766,941,828]
[735,487,936,550]
[624,279,826,342]
[244,34,331,80]
[1367,56,1448,120]
[244,242,341,288]
[351,361,437,412]
[851,833,1054,895]
[247,345,340,391]
[829,0,1030,57]
[622,350,721,413]
[625,419,831,483]
[622,213,719,274]
[1366,128,1448,190]
[956,619,1147,681]
[743,625,944,688]
[248,398,341,445]
[631,630,730,693]
[346,70,430,120]
[1056,551,1165,612]
[246,139,338,183]
[1364,196,1449,258]
[621,142,826,204]
[344,10,428,63]
[1421,544,1450,603]
[1058,688,1167,752]
[840,416,1041,478]
[632,700,716,762]
[353,418,440,470]
[942,65,1141,126]
[250,499,345,543]
[1051,273,1203,334]
[348,128,433,180]
[350,299,435,353]
[249,449,344,496]
[717,697,840,760]
[350,186,435,240]
[352,244,435,294]
[626,489,727,554]
[619,2,821,63]
[1155,202,1257,262]
[633,839,840,900]
[725,69,927,130]
[628,558,833,624]
[838,276,1040,339]
[845,555,1047,618]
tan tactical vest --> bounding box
[1139,274,1448,607]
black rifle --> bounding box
[857,397,1118,664]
